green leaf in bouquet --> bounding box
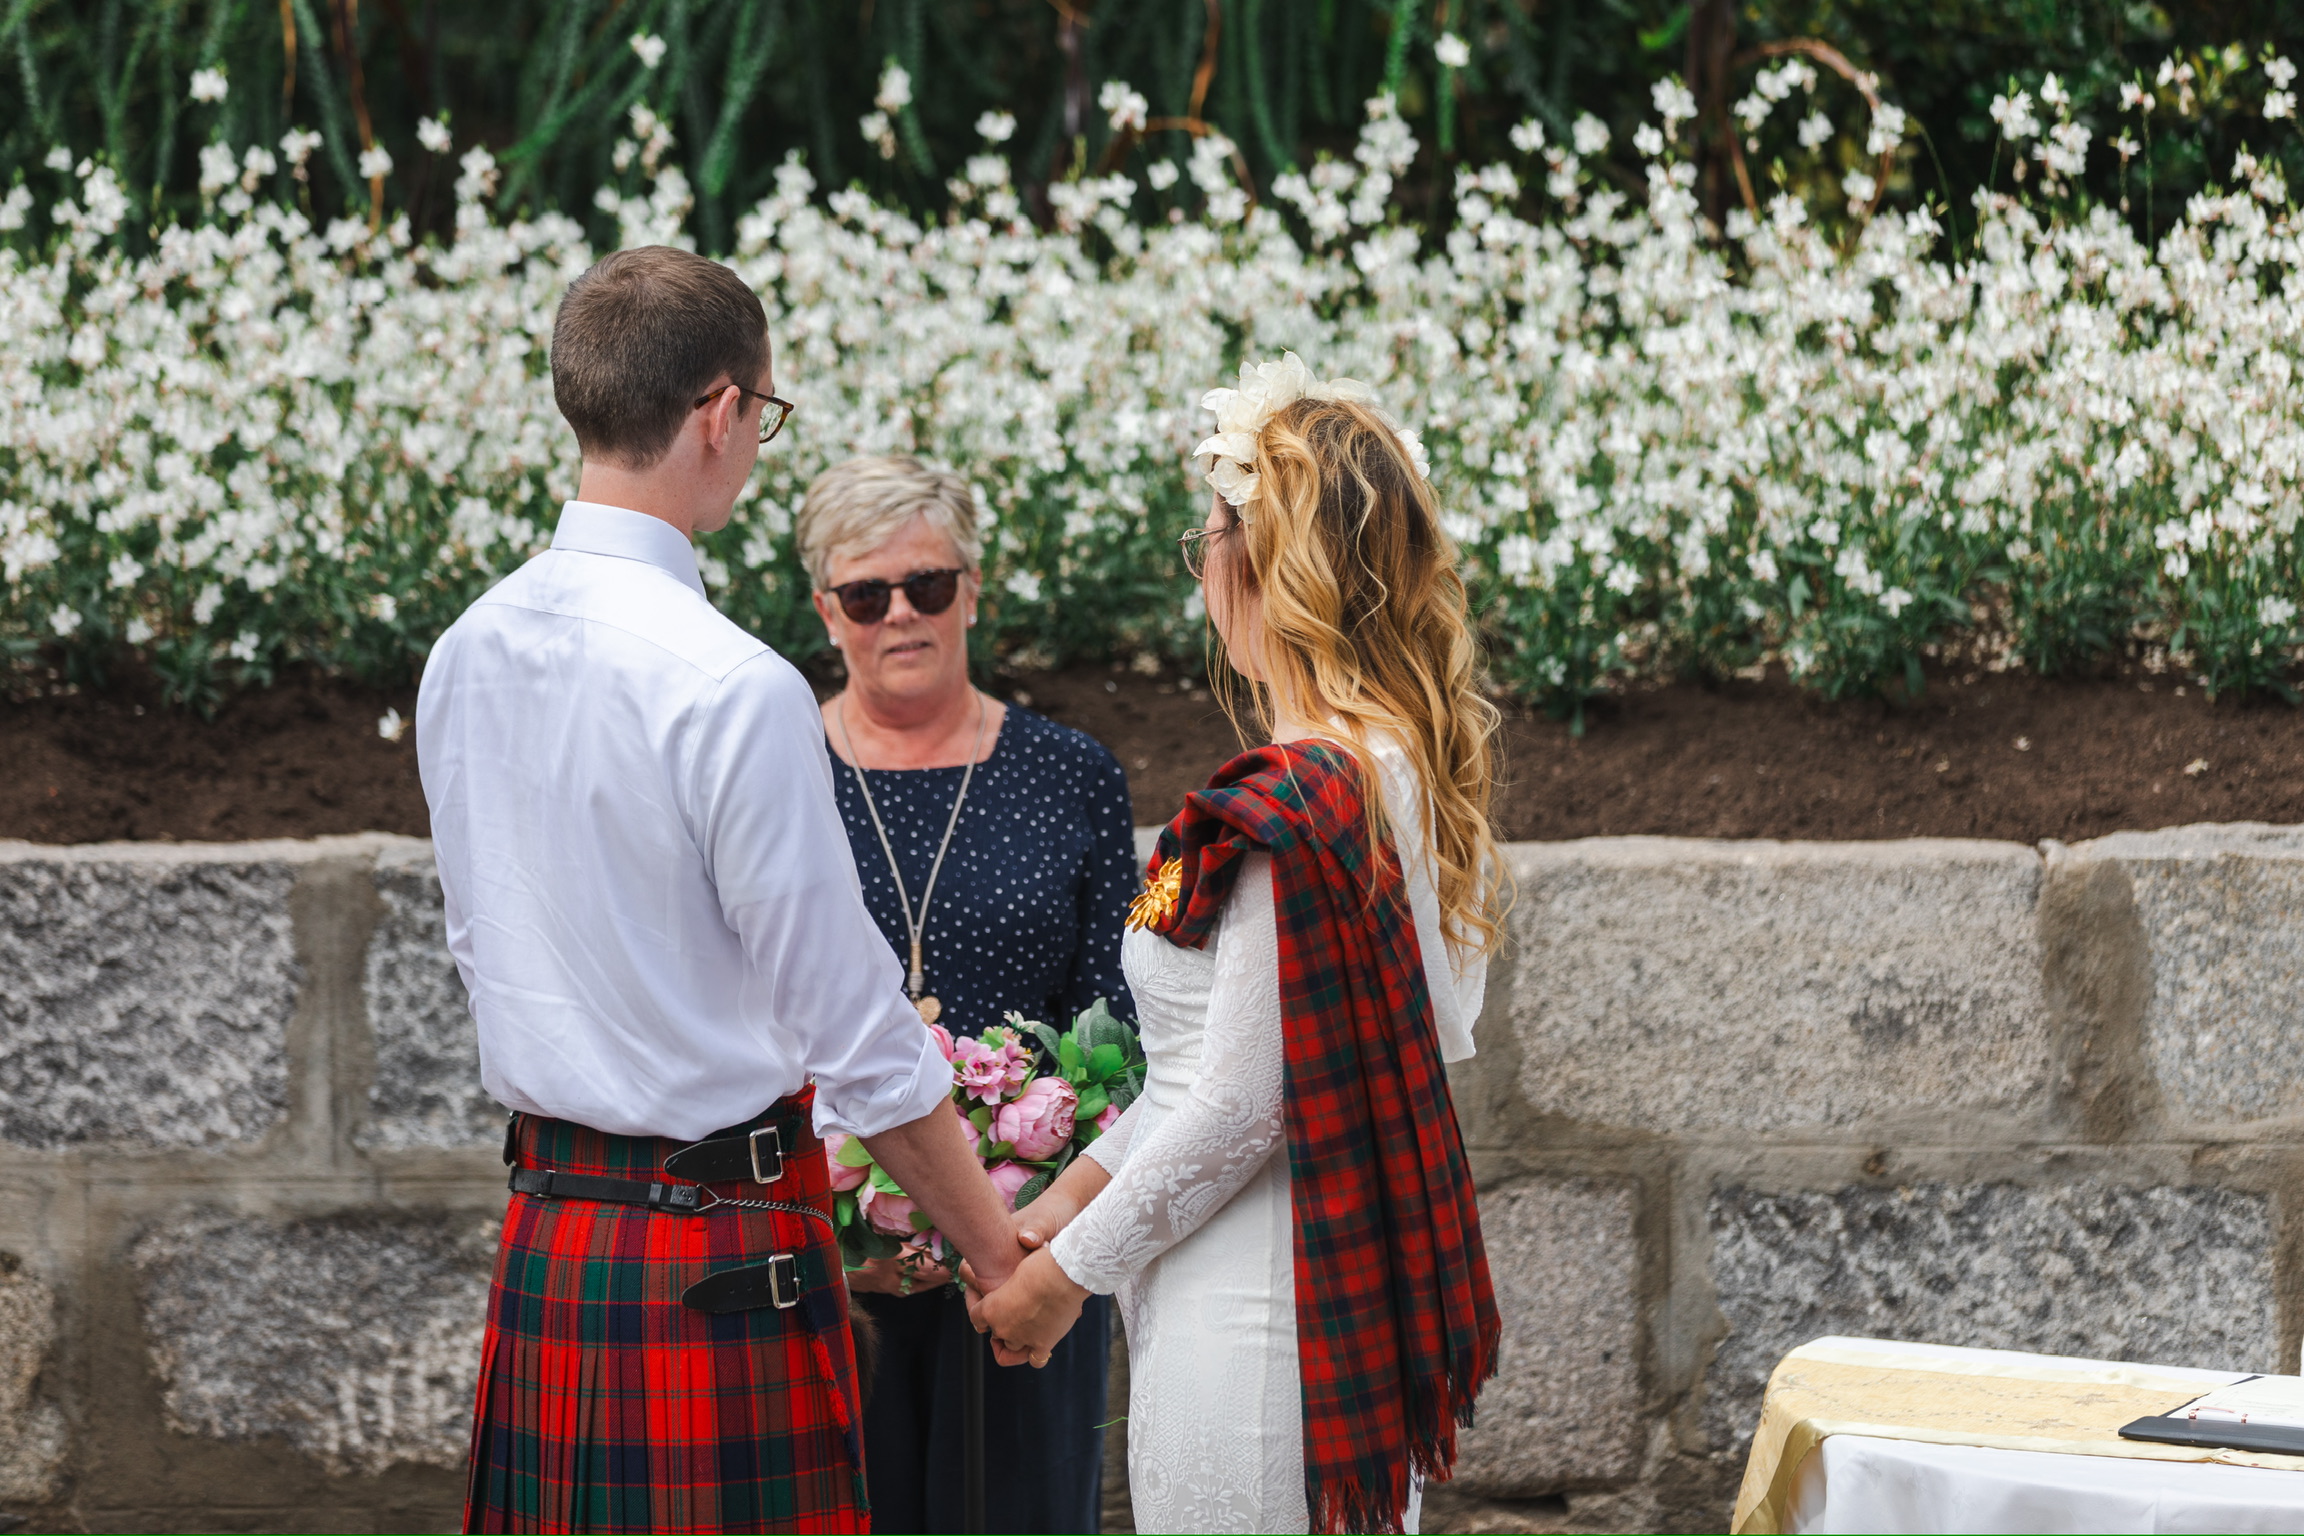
[834,1136,877,1169]
[1078,1001,1134,1058]
[910,1211,935,1233]
[833,1191,858,1228]
[1050,1143,1076,1176]
[869,1164,908,1195]
[1014,1170,1054,1209]
[1023,1021,1064,1062]
[968,1106,994,1133]
[1077,1085,1110,1122]
[846,1225,904,1264]
[1088,1042,1125,1079]
[987,1139,1016,1161]
[1058,1035,1083,1073]
[1109,1080,1138,1114]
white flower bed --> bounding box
[2,72,2299,710]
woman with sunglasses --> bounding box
[798,454,1139,1535]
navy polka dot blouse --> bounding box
[828,704,1139,1040]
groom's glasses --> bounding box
[690,382,796,445]
[826,568,965,624]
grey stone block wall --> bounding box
[4,824,2304,1533]
[0,846,302,1149]
[362,844,494,1151]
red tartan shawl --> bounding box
[1143,739,1501,1535]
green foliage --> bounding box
[7,0,2299,262]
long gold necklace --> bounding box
[835,692,988,1027]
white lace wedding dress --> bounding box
[1046,738,1487,1535]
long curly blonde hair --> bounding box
[1207,395,1507,956]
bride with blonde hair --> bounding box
[970,354,1504,1535]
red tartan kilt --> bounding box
[465,1091,866,1535]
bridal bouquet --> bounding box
[825,999,1145,1277]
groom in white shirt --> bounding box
[419,245,1019,1533]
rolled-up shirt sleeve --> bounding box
[691,654,954,1139]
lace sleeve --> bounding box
[1047,854,1285,1296]
[1081,1096,1141,1174]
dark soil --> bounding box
[4,662,2300,846]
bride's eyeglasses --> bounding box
[825,568,965,624]
[1178,513,1251,580]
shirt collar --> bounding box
[551,501,708,599]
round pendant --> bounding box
[915,995,943,1026]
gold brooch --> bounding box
[1127,857,1182,931]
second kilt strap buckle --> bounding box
[680,1252,802,1313]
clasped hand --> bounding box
[960,1194,1091,1368]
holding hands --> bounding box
[963,1165,1105,1367]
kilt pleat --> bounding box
[465,1093,866,1535]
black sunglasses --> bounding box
[825,568,965,624]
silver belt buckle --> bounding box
[749,1124,785,1184]
[769,1251,800,1308]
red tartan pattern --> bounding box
[464,1090,867,1535]
[1150,742,1502,1536]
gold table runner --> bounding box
[1733,1340,2304,1534]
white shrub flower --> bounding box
[1990,89,2040,140]
[1509,118,1545,152]
[629,32,666,70]
[976,110,1016,144]
[1100,80,1149,133]
[1652,78,1697,130]
[1145,159,1180,191]
[1796,111,1832,148]
[357,144,394,180]
[1434,33,1470,70]
[189,67,228,103]
[875,62,912,113]
[1571,113,1610,155]
[417,117,453,153]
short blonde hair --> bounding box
[796,456,982,588]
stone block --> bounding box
[0,847,299,1149]
[361,846,496,1150]
[2065,825,2304,1126]
[1453,1178,1643,1495]
[1704,1181,2277,1456]
[0,1255,65,1503]
[1504,839,2048,1136]
[131,1208,497,1476]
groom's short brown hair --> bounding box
[550,246,769,469]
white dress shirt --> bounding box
[416,500,951,1141]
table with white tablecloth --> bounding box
[1735,1337,2304,1534]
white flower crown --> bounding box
[1189,350,1432,508]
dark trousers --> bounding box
[855,1284,1109,1534]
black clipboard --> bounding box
[2122,1377,2304,1458]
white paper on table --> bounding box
[2175,1375,2304,1431]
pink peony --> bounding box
[1094,1102,1123,1135]
[984,1160,1034,1210]
[952,1034,1032,1105]
[859,1183,921,1237]
[993,1076,1078,1161]
[926,1021,956,1063]
[823,1132,869,1192]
